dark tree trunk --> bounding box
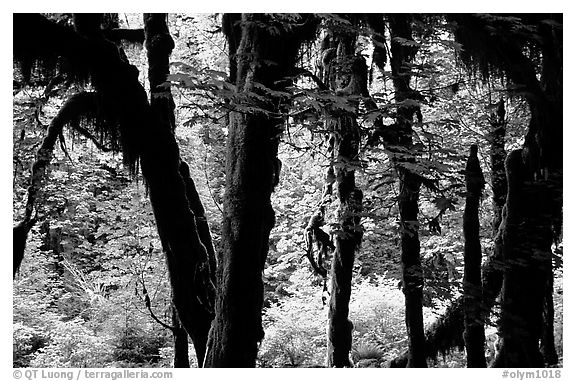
[463,145,487,367]
[489,99,507,236]
[143,13,215,366]
[326,109,363,369]
[203,14,317,367]
[388,14,427,368]
[397,169,425,367]
[481,99,507,323]
[171,306,190,368]
[491,150,551,367]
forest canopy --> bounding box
[12,13,562,368]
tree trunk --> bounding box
[319,27,365,368]
[491,150,550,367]
[143,13,215,366]
[489,99,507,236]
[463,145,487,367]
[481,99,507,323]
[203,13,316,367]
[171,306,190,368]
[389,14,427,368]
[398,169,426,367]
[326,112,363,368]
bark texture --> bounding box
[389,14,427,368]
[463,145,487,367]
[492,150,551,367]
[204,14,317,367]
[481,98,507,322]
[171,305,190,368]
[317,24,364,367]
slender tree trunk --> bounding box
[463,145,487,367]
[204,13,316,367]
[388,14,427,368]
[326,111,363,368]
[318,26,364,367]
[481,99,507,322]
[489,99,507,236]
[397,169,425,367]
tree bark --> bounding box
[143,13,215,366]
[463,145,487,367]
[491,150,550,367]
[481,98,507,323]
[489,99,507,236]
[389,14,427,368]
[317,25,364,367]
[171,306,190,368]
[326,111,363,368]
[203,13,317,367]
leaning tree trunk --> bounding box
[389,14,427,368]
[203,13,317,367]
[463,145,487,367]
[143,13,215,366]
[13,92,97,276]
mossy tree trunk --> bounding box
[203,13,316,367]
[389,14,427,368]
[491,150,551,367]
[322,29,364,367]
[463,145,487,367]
